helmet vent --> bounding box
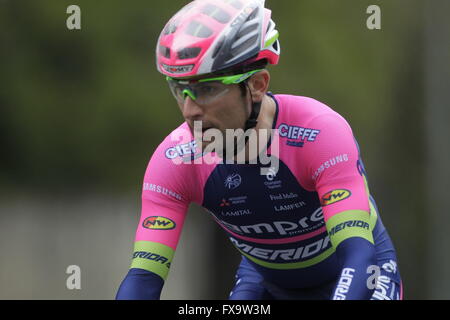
[186,20,213,38]
[163,22,178,35]
[223,0,243,10]
[272,39,279,51]
[266,19,274,33]
[178,47,201,60]
[247,6,259,21]
[236,20,259,39]
[159,45,171,58]
[229,0,243,10]
[232,33,258,54]
[202,4,231,24]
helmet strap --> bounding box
[222,81,262,161]
[243,81,262,131]
[240,82,263,162]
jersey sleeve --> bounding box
[117,127,196,299]
[305,112,374,246]
[304,112,376,299]
[131,136,193,281]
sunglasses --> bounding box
[166,69,262,105]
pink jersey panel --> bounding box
[305,113,370,221]
[134,122,219,250]
[271,95,370,222]
[135,198,188,250]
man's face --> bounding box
[172,80,250,151]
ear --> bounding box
[247,70,270,102]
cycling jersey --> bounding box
[116,93,402,300]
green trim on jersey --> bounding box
[362,174,371,201]
[235,245,335,270]
[369,197,378,228]
[361,165,378,227]
[130,241,174,281]
[325,210,374,249]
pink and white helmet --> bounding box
[156,0,280,78]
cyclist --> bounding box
[116,0,402,300]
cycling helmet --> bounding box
[156,0,280,78]
[156,0,280,131]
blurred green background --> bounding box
[1,0,449,299]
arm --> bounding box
[325,207,376,300]
[116,131,193,300]
[116,268,164,300]
[116,195,189,300]
[306,112,377,300]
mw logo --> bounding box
[321,189,351,206]
[142,216,176,230]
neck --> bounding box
[231,93,276,163]
[255,93,276,131]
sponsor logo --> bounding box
[269,192,299,201]
[133,251,171,268]
[264,180,282,189]
[265,167,278,181]
[277,123,320,147]
[286,140,304,147]
[219,207,324,236]
[219,196,248,207]
[382,260,397,274]
[228,196,247,204]
[371,275,397,300]
[225,173,242,190]
[142,216,176,230]
[274,201,307,212]
[229,234,331,261]
[333,268,355,300]
[321,189,351,206]
[165,140,198,160]
[221,209,252,217]
[162,63,194,74]
[328,220,370,236]
[263,167,282,189]
[312,154,349,180]
[143,183,182,201]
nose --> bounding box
[181,96,204,122]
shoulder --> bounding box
[274,94,350,127]
[152,122,197,163]
[272,94,354,145]
[143,122,199,203]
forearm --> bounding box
[332,237,377,300]
[116,268,164,300]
